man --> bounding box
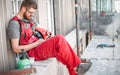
[7,0,91,75]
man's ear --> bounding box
[21,7,26,13]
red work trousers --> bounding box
[28,34,81,75]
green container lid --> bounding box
[17,59,30,69]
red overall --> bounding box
[12,16,81,75]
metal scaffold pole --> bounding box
[96,0,98,27]
[89,0,92,40]
[75,0,80,57]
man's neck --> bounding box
[16,12,24,20]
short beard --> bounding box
[23,12,31,21]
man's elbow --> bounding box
[12,47,21,53]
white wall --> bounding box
[115,1,120,13]
[0,0,9,71]
[38,0,54,33]
[54,0,76,35]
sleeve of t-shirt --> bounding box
[7,20,20,39]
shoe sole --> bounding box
[77,62,92,75]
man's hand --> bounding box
[37,39,45,44]
[46,31,54,39]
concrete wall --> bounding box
[38,0,55,33]
[38,0,49,29]
[0,0,15,71]
[54,0,76,35]
[1,0,18,71]
[38,0,76,35]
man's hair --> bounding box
[20,0,37,9]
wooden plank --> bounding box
[0,68,36,75]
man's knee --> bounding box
[54,34,66,45]
[55,34,64,39]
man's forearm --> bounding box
[19,39,45,52]
[11,39,45,53]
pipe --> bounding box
[96,0,98,26]
[53,0,57,35]
[75,0,80,57]
[89,0,92,40]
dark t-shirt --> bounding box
[7,19,38,39]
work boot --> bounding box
[77,61,92,75]
[81,58,91,63]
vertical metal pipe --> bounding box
[100,0,101,12]
[75,0,80,57]
[96,0,98,26]
[89,0,92,40]
[53,0,57,35]
[111,0,113,12]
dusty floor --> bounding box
[81,35,120,75]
